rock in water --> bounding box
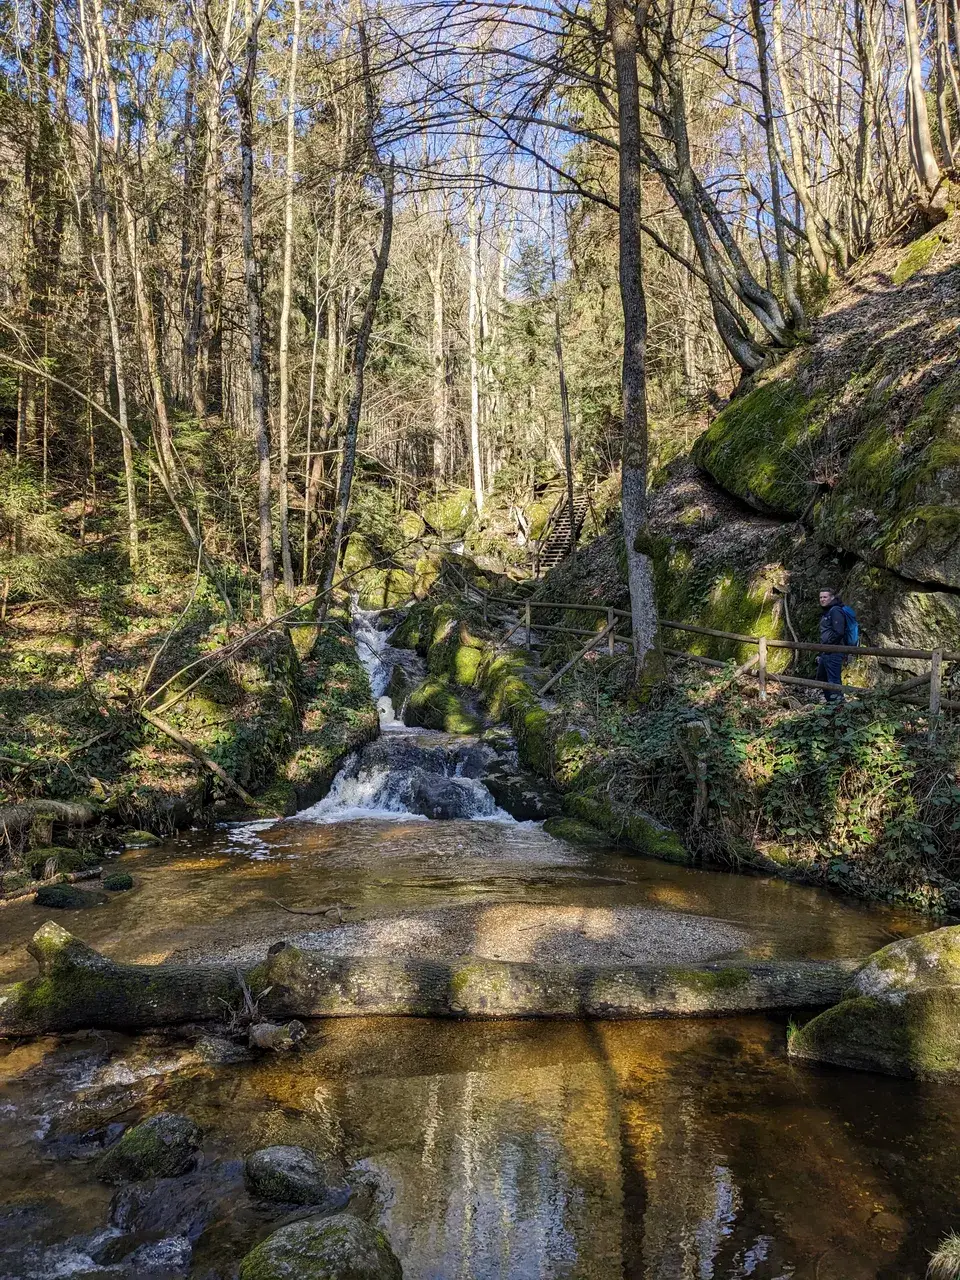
[33,884,102,909]
[103,872,134,892]
[96,1113,201,1183]
[248,1020,306,1052]
[244,1145,349,1207]
[789,925,960,1077]
[238,1215,402,1280]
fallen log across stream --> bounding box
[0,922,862,1037]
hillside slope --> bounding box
[649,216,960,678]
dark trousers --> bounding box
[816,653,844,700]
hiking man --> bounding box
[817,588,857,701]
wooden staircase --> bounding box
[536,493,590,572]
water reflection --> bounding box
[1,1017,958,1278]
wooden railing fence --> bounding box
[468,586,959,736]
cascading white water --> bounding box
[351,604,416,730]
[294,604,517,825]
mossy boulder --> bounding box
[122,830,161,848]
[563,791,688,863]
[96,1113,201,1183]
[692,379,821,518]
[542,816,610,847]
[404,677,481,735]
[892,221,956,285]
[244,1145,349,1208]
[34,883,102,910]
[103,872,134,892]
[238,1214,402,1280]
[422,487,474,537]
[789,926,960,1077]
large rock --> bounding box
[244,1145,349,1208]
[238,1214,402,1280]
[483,766,563,821]
[96,1113,201,1183]
[408,771,493,820]
[789,925,960,1077]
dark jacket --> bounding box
[820,599,847,646]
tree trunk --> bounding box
[237,6,277,620]
[277,0,301,592]
[467,134,485,516]
[903,0,945,207]
[315,164,395,616]
[609,0,659,672]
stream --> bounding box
[0,609,957,1278]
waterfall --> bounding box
[352,604,420,730]
[296,734,516,825]
[294,603,516,824]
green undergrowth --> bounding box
[559,654,960,913]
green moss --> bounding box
[103,872,134,892]
[563,790,688,863]
[892,226,950,285]
[96,1113,201,1183]
[422,487,475,537]
[405,677,481,734]
[238,1215,402,1280]
[671,966,750,993]
[121,830,160,848]
[692,379,821,516]
[789,988,960,1077]
[542,817,610,846]
[34,883,100,909]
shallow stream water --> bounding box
[0,613,956,1278]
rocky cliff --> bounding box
[648,216,960,679]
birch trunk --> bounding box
[277,0,301,592]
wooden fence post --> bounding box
[758,636,768,701]
[525,601,532,651]
[607,608,615,657]
[929,648,943,741]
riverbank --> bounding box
[394,561,960,915]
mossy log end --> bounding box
[0,924,860,1036]
[0,922,243,1036]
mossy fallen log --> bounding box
[0,924,861,1036]
[0,923,243,1036]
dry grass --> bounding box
[929,1232,960,1279]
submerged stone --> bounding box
[96,1113,201,1183]
[33,884,102,910]
[238,1214,402,1280]
[244,1145,349,1208]
[122,1234,192,1275]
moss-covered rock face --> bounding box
[692,379,821,517]
[817,371,960,588]
[96,1113,201,1183]
[238,1214,402,1280]
[244,1145,348,1208]
[422,487,475,538]
[789,925,960,1077]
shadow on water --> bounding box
[2,1016,959,1278]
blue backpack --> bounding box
[840,604,859,649]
